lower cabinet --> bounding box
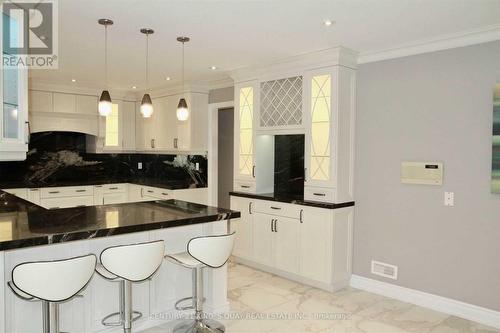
[230,195,353,291]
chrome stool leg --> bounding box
[101,280,142,331]
[173,267,225,333]
[42,301,69,333]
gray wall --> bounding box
[354,41,500,311]
[209,86,234,104]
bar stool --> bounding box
[165,233,235,333]
[7,254,97,333]
[96,240,165,333]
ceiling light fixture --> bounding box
[71,79,76,82]
[166,77,171,81]
[98,18,113,117]
[132,86,137,89]
[324,19,333,27]
[210,66,217,70]
[176,36,190,122]
[140,28,154,118]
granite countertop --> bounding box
[229,191,355,209]
[0,179,201,191]
[0,190,240,251]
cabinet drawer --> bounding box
[252,200,302,219]
[41,186,94,198]
[101,184,127,194]
[233,181,256,193]
[304,187,335,203]
[142,187,172,200]
[40,196,94,209]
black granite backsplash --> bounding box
[274,134,304,198]
[0,132,207,189]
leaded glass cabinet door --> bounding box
[0,12,28,161]
[304,68,337,189]
[234,82,257,183]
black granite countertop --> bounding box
[0,190,240,251]
[0,179,199,191]
[229,191,355,209]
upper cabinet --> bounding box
[230,47,357,203]
[0,12,29,161]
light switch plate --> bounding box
[195,163,199,171]
[138,162,143,170]
[444,192,454,206]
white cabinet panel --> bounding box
[273,216,300,274]
[76,95,97,115]
[40,196,94,209]
[2,188,27,200]
[122,101,136,150]
[229,196,253,260]
[40,186,93,198]
[27,189,41,205]
[103,192,127,205]
[252,212,274,267]
[53,93,76,113]
[29,90,52,113]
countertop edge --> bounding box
[229,191,355,209]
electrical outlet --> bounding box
[444,192,454,206]
[138,162,143,170]
[195,163,199,171]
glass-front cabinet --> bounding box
[0,12,28,161]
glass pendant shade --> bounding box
[98,90,112,116]
[177,98,189,121]
[140,93,154,118]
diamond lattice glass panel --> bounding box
[260,76,302,127]
[310,75,331,181]
[239,87,254,175]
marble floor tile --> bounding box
[141,263,500,333]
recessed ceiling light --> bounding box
[166,77,171,81]
[132,86,137,89]
[210,66,217,70]
[323,19,334,27]
[71,78,76,82]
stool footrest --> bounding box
[175,296,195,311]
[101,311,142,327]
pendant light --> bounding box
[176,37,190,121]
[140,28,154,118]
[98,19,113,116]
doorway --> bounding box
[217,107,234,209]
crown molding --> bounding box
[205,77,234,90]
[29,81,136,101]
[358,23,500,64]
[229,46,358,83]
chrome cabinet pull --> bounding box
[151,139,155,149]
[248,202,253,214]
[25,121,31,144]
[270,219,275,232]
[270,206,281,210]
[161,192,169,196]
[299,209,303,223]
[240,185,250,189]
[75,189,87,193]
[174,138,178,149]
[48,191,60,194]
[313,193,326,197]
[109,187,119,190]
[147,190,154,193]
[274,219,278,232]
[304,168,307,182]
[252,165,256,178]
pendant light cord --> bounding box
[182,41,185,93]
[104,25,108,88]
[146,34,149,91]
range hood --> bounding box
[29,112,99,136]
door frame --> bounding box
[208,101,235,206]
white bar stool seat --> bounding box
[165,233,235,333]
[96,240,165,333]
[7,254,97,333]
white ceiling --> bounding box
[29,0,500,92]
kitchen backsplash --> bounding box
[274,134,304,198]
[0,132,207,189]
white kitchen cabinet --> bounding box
[137,96,177,151]
[0,13,29,161]
[28,90,53,113]
[229,196,254,260]
[251,212,274,267]
[304,66,356,203]
[2,188,27,200]
[27,189,41,205]
[142,186,173,201]
[76,95,98,115]
[121,101,136,150]
[40,196,94,209]
[273,216,300,274]
[53,93,77,114]
[233,82,258,192]
[299,206,333,284]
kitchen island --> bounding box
[0,190,240,333]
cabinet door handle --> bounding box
[48,191,60,194]
[140,188,144,197]
[299,209,303,223]
[274,219,278,232]
[270,206,281,210]
[25,121,31,144]
[240,185,250,189]
[313,193,326,197]
[174,138,178,149]
[151,139,155,149]
[161,192,169,196]
[304,168,307,182]
[252,165,256,178]
[75,189,87,193]
[248,202,253,214]
[270,219,275,232]
[147,190,154,193]
[29,189,39,192]
[108,187,119,190]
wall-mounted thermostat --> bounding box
[401,161,443,185]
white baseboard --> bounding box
[350,275,500,329]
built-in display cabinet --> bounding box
[0,14,29,161]
[230,47,357,203]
